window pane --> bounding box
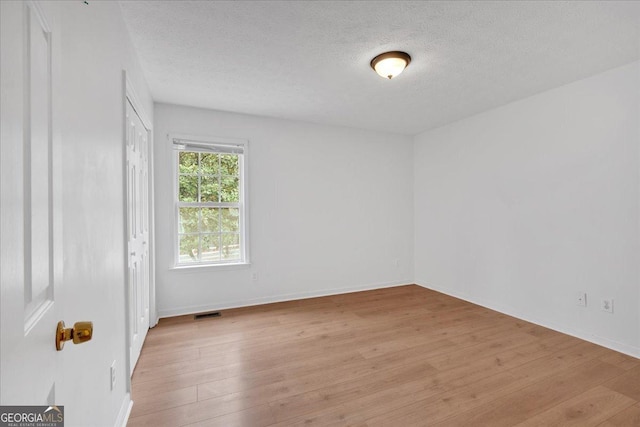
[221,208,239,232]
[176,148,245,266]
[179,175,198,202]
[200,153,219,175]
[220,176,239,202]
[221,233,240,261]
[179,234,200,262]
[178,207,199,233]
[220,154,239,176]
[178,152,198,174]
[201,234,220,262]
[200,176,219,202]
[201,208,220,233]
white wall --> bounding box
[414,61,640,357]
[154,104,414,316]
[57,2,153,425]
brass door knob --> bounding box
[56,321,93,351]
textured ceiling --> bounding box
[120,1,640,135]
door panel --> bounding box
[25,1,54,326]
[1,1,59,405]
[126,100,150,373]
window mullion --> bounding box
[177,202,238,208]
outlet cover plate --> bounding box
[601,298,614,314]
[576,292,587,307]
[110,360,116,391]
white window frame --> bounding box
[171,133,250,269]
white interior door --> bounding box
[126,99,151,374]
[0,0,61,405]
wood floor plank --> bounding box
[363,370,529,426]
[267,359,437,422]
[195,348,368,402]
[598,402,640,426]
[599,351,640,371]
[134,347,199,370]
[183,404,275,427]
[514,386,636,427]
[127,395,267,427]
[433,359,625,427]
[130,386,197,418]
[602,365,640,401]
[129,285,639,427]
[425,331,539,371]
[267,403,367,427]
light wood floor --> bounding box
[128,285,640,426]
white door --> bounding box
[0,1,62,405]
[126,99,150,374]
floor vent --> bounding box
[194,311,221,320]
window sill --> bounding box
[170,262,251,272]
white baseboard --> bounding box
[158,280,412,318]
[115,394,133,427]
[416,282,640,359]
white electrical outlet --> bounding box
[576,292,587,307]
[251,272,258,281]
[393,259,400,268]
[110,360,116,391]
[601,299,614,314]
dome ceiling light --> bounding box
[370,51,411,80]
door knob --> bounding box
[56,321,93,351]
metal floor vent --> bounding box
[194,311,222,320]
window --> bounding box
[173,136,248,266]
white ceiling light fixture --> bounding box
[370,51,411,80]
